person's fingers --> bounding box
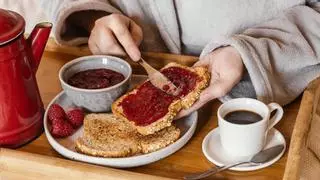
[129,20,143,46]
[174,80,230,120]
[88,32,101,54]
[175,70,234,120]
[175,87,215,119]
[211,74,240,99]
[175,68,216,119]
[96,28,126,56]
[108,16,141,61]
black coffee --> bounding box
[224,110,263,124]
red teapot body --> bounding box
[0,9,51,147]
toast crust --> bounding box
[75,113,180,157]
[75,138,139,158]
[112,62,210,135]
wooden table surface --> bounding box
[12,47,301,180]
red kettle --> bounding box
[0,9,51,147]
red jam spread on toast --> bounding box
[161,67,200,97]
[119,66,200,126]
[67,68,125,89]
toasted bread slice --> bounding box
[112,62,210,135]
[112,90,182,135]
[75,113,180,158]
[140,126,180,154]
[164,63,210,109]
[75,113,141,157]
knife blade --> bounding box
[138,58,181,96]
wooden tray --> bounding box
[0,40,303,179]
[283,77,320,180]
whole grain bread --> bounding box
[112,62,210,135]
[75,113,180,158]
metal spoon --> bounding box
[184,145,284,180]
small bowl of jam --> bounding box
[59,55,132,112]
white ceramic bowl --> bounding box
[59,55,132,112]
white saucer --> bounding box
[44,75,198,168]
[202,127,286,171]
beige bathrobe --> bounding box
[2,0,320,105]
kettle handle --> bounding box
[27,22,52,73]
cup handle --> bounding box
[267,103,284,130]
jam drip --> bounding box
[68,68,125,89]
[119,66,201,126]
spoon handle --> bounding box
[184,161,249,180]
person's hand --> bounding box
[175,46,244,119]
[88,14,143,61]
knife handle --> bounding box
[138,58,158,76]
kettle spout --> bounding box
[27,22,52,72]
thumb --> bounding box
[193,54,212,67]
[193,59,209,67]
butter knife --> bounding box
[138,58,181,96]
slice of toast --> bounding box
[140,125,180,154]
[75,113,180,158]
[75,113,141,157]
[112,62,210,135]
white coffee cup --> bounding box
[217,98,283,157]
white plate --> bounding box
[44,75,198,168]
[202,127,286,171]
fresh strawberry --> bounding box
[66,108,84,128]
[51,118,74,138]
[47,104,66,122]
[51,117,64,127]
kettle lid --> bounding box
[0,9,25,45]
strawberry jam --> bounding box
[119,66,200,126]
[68,68,125,89]
[161,67,200,97]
